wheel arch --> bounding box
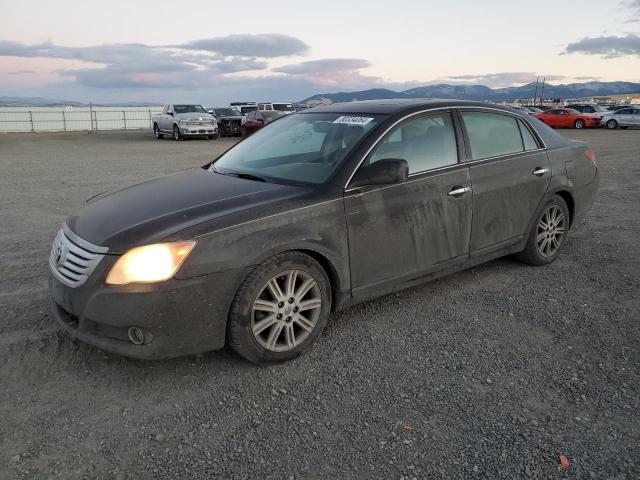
[296,248,341,312]
[554,190,575,226]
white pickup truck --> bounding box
[152,104,218,141]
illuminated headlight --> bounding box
[106,241,196,285]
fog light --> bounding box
[128,326,145,345]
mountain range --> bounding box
[0,96,161,107]
[302,81,640,104]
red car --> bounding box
[241,110,286,136]
[533,108,600,129]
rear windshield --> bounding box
[273,103,295,112]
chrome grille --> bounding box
[49,225,108,288]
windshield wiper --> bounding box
[211,166,268,182]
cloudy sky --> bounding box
[0,0,638,104]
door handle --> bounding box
[448,186,471,196]
[532,167,549,176]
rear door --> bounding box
[345,111,472,297]
[629,108,640,126]
[460,110,551,253]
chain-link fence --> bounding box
[0,106,164,132]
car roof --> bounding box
[305,98,518,115]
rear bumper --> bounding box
[49,266,250,359]
[572,175,599,226]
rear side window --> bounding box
[518,120,539,151]
[369,112,458,173]
[462,112,524,160]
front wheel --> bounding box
[153,124,163,139]
[240,126,247,138]
[173,125,182,141]
[606,119,618,129]
[516,195,570,266]
[574,119,585,129]
[227,252,332,364]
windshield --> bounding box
[593,105,610,112]
[212,112,384,185]
[273,103,295,112]
[240,106,258,114]
[174,104,206,114]
[215,108,241,116]
[567,108,581,115]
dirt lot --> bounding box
[0,129,639,479]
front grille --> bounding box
[49,225,108,288]
[187,121,212,126]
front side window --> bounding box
[368,112,458,173]
[213,113,383,185]
[462,111,525,160]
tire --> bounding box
[173,124,182,141]
[153,123,163,139]
[606,119,618,129]
[240,126,247,138]
[227,252,332,365]
[516,195,570,266]
[574,119,585,129]
[211,131,220,139]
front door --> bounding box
[344,111,473,298]
[460,110,551,253]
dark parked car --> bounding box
[241,110,285,136]
[49,99,599,364]
[211,107,243,137]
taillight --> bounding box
[585,148,597,167]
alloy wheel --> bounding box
[536,205,566,258]
[251,269,322,352]
[607,120,617,129]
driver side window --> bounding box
[368,112,458,174]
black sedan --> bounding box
[49,99,599,364]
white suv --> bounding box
[258,102,295,114]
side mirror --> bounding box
[349,159,409,189]
[167,112,173,116]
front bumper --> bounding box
[179,125,217,136]
[219,120,241,136]
[49,263,250,359]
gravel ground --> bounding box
[0,129,638,480]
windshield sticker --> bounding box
[333,116,374,125]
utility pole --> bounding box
[539,77,546,106]
[533,77,539,106]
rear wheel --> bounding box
[574,119,585,129]
[606,119,618,129]
[516,195,569,266]
[227,252,332,364]
[153,124,163,139]
[173,125,181,141]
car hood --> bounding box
[67,169,306,252]
[174,112,214,121]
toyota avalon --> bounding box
[49,99,599,364]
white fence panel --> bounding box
[0,107,163,132]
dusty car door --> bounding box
[460,110,551,253]
[344,111,472,298]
